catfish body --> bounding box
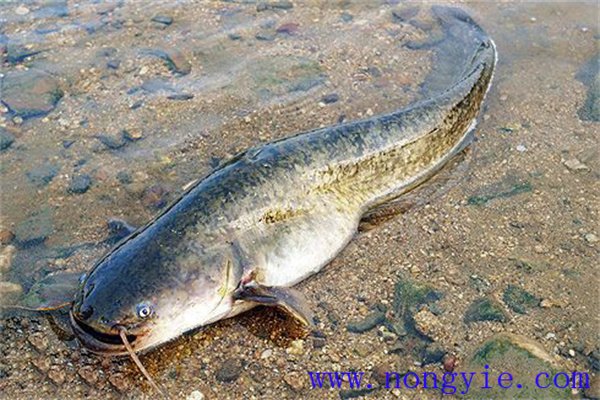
[70,12,496,355]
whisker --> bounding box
[118,328,169,400]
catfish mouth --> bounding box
[70,311,140,355]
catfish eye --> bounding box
[136,303,153,319]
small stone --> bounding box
[286,339,305,356]
[260,349,273,359]
[0,229,15,245]
[1,69,63,119]
[321,93,339,104]
[257,1,293,12]
[0,129,15,151]
[422,344,445,365]
[68,174,92,194]
[539,299,556,308]
[108,372,129,392]
[14,207,53,245]
[215,358,243,383]
[346,310,385,333]
[276,22,299,35]
[26,163,59,187]
[122,128,143,141]
[568,349,576,357]
[167,93,194,101]
[77,365,98,386]
[31,357,51,373]
[0,245,17,272]
[443,354,457,372]
[516,144,527,152]
[503,285,539,314]
[142,184,170,209]
[584,233,598,243]
[106,59,120,69]
[228,33,242,40]
[145,48,191,75]
[95,133,126,150]
[151,15,173,25]
[340,12,353,23]
[255,32,275,41]
[15,5,30,15]
[563,157,590,172]
[283,372,304,391]
[48,365,66,386]
[28,332,49,352]
[186,390,205,400]
[464,297,508,324]
[0,281,23,303]
[413,309,443,338]
[116,171,132,184]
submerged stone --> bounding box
[346,310,386,333]
[14,207,54,246]
[68,174,92,194]
[26,163,59,187]
[464,297,508,324]
[0,128,15,151]
[502,285,539,314]
[1,69,63,119]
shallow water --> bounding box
[0,1,598,399]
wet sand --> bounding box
[0,1,598,399]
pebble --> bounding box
[142,184,170,209]
[15,5,30,15]
[77,365,98,386]
[215,357,243,383]
[516,144,527,152]
[276,22,299,35]
[48,365,66,386]
[260,349,273,359]
[0,281,23,303]
[167,93,194,101]
[443,354,457,372]
[286,339,305,355]
[68,174,92,194]
[563,157,590,172]
[32,357,51,373]
[14,207,54,245]
[108,372,129,392]
[0,245,17,272]
[116,171,133,184]
[321,93,339,104]
[0,128,15,151]
[145,48,191,75]
[95,133,126,150]
[26,163,59,187]
[422,344,445,365]
[584,233,598,243]
[28,332,49,352]
[502,284,539,314]
[464,297,508,323]
[257,1,294,12]
[122,128,143,141]
[186,390,205,400]
[106,59,120,69]
[15,4,30,15]
[151,15,173,26]
[283,372,304,391]
[1,69,63,119]
[0,229,15,245]
[346,310,385,333]
[255,32,275,41]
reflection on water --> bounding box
[0,1,597,399]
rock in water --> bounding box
[1,69,63,119]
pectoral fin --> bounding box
[233,282,314,327]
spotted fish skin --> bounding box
[70,12,496,355]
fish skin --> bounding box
[70,15,496,355]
